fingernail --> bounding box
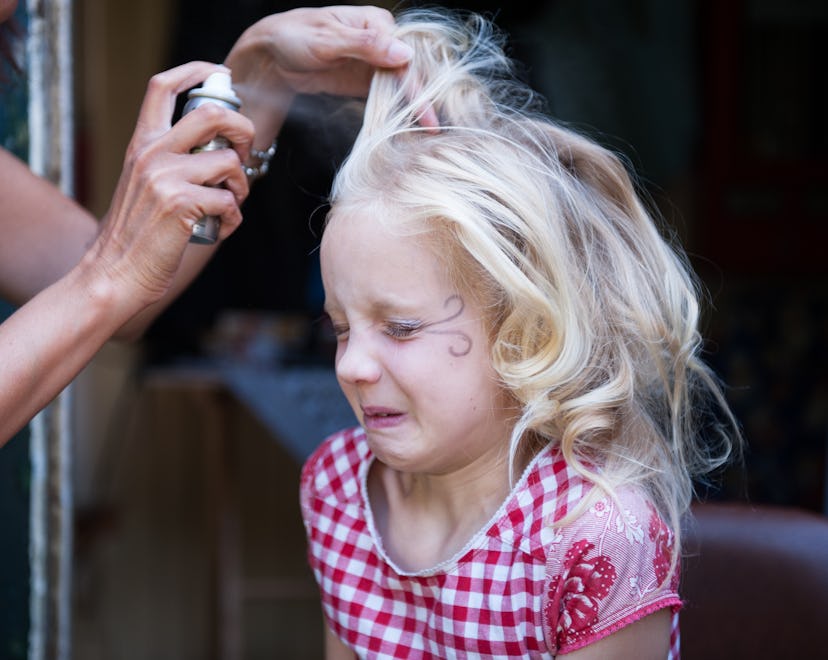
[387,40,414,63]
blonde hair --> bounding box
[330,9,739,562]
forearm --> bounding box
[0,257,137,445]
[0,147,218,341]
[223,5,416,153]
[113,240,217,340]
[118,29,301,339]
[0,147,97,303]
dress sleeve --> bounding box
[542,488,682,655]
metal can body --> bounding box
[182,78,241,244]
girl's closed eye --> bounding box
[330,322,350,341]
[320,313,349,341]
[385,320,423,340]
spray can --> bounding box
[181,71,242,244]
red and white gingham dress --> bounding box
[301,427,682,658]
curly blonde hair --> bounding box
[329,8,739,565]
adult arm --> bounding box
[0,149,228,341]
[0,116,247,342]
[125,6,422,335]
[224,4,426,155]
[1,6,417,336]
[0,6,419,444]
[0,148,98,306]
[0,61,252,445]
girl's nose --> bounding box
[334,333,382,385]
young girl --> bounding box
[301,8,738,659]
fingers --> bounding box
[136,61,230,132]
[325,6,413,67]
[172,110,252,212]
[417,106,441,131]
[95,62,252,307]
[122,135,249,247]
[174,102,254,163]
[174,148,249,205]
[400,74,440,131]
[180,183,244,241]
[148,146,249,209]
[132,61,255,164]
[327,6,438,129]
[128,61,254,226]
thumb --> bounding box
[383,39,414,66]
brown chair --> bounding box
[680,502,828,659]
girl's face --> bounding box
[320,205,515,476]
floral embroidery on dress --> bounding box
[590,498,610,518]
[615,506,645,544]
[545,539,618,646]
[648,504,675,587]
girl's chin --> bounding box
[365,437,423,473]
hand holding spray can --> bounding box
[181,71,241,244]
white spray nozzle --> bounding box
[190,70,241,107]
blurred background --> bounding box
[1,0,826,658]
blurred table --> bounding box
[143,360,354,660]
[219,362,355,462]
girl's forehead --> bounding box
[327,199,414,231]
[324,203,429,257]
[321,208,458,307]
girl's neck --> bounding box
[367,449,514,572]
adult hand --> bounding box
[89,61,254,311]
[225,5,437,148]
[226,5,412,100]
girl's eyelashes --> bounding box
[384,320,423,339]
[320,313,423,341]
[330,322,350,340]
[317,313,348,341]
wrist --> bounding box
[243,140,277,182]
[73,252,130,320]
[225,25,295,152]
[49,257,134,350]
[74,240,158,327]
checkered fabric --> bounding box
[301,427,682,658]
